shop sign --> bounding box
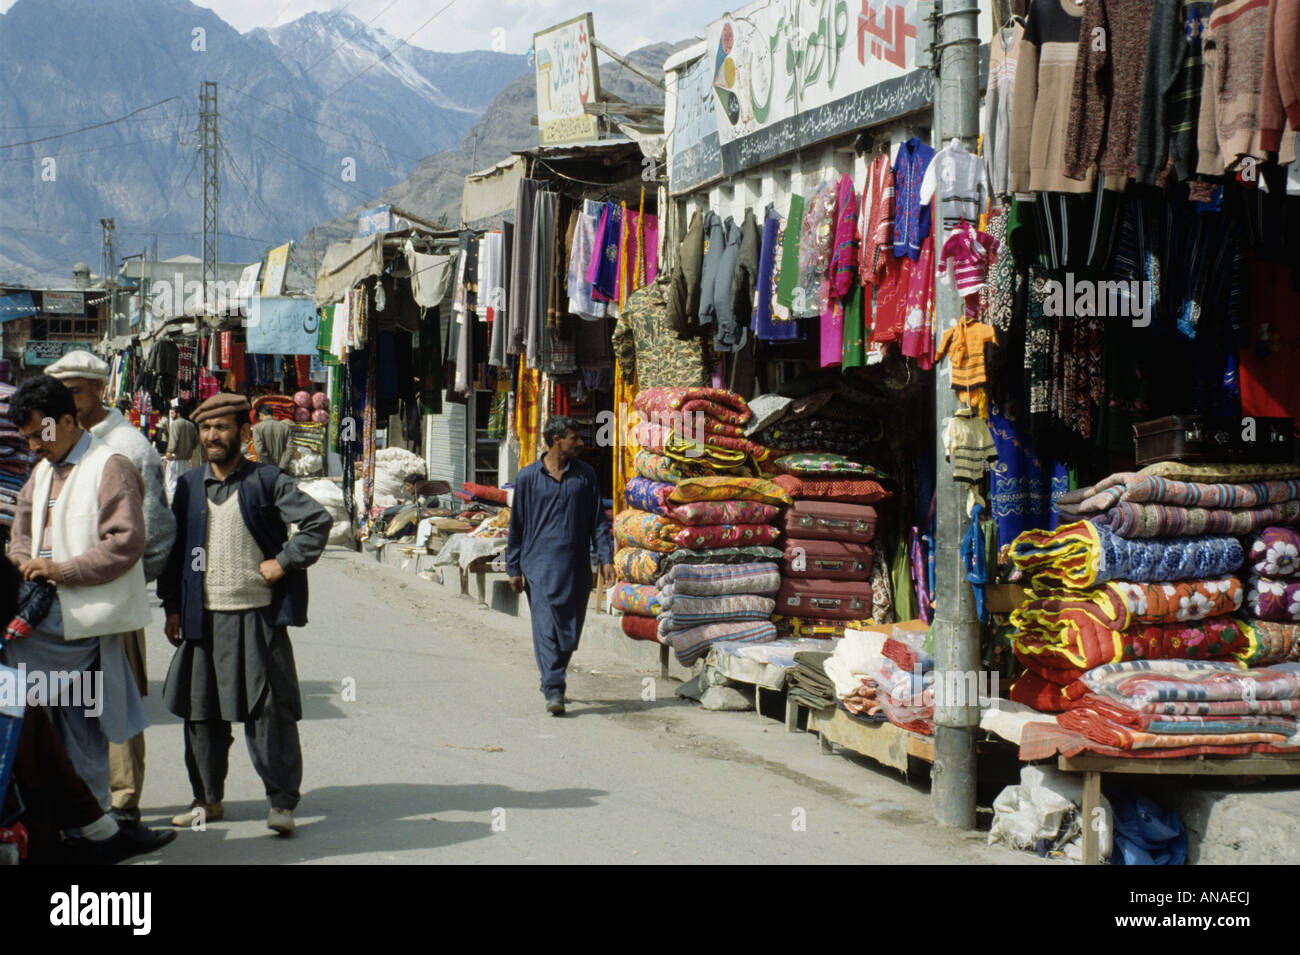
[534,14,602,146]
[702,0,983,176]
[245,296,319,356]
[261,243,290,297]
[670,54,724,195]
[42,290,84,315]
[24,340,95,367]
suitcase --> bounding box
[780,501,877,543]
[1132,415,1295,466]
[782,538,874,580]
[775,578,874,620]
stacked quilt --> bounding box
[654,561,781,664]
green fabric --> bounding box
[316,304,341,367]
[890,533,916,622]
[328,360,342,453]
[775,193,805,308]
[841,284,865,369]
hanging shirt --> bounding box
[892,137,935,260]
[920,140,990,234]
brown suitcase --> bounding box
[782,538,874,580]
[1132,415,1296,466]
[775,578,873,620]
[781,501,877,543]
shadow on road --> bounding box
[144,782,608,863]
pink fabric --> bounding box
[900,234,935,369]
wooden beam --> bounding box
[593,38,666,91]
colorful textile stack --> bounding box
[0,383,33,528]
[251,394,295,422]
[613,388,787,649]
[1237,527,1300,665]
[655,561,781,664]
[1057,661,1300,753]
[1008,520,1255,712]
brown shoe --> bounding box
[171,800,223,827]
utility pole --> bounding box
[100,217,117,341]
[200,80,219,326]
[929,0,982,829]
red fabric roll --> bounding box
[621,614,660,642]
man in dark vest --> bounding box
[157,393,331,836]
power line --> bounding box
[322,0,460,100]
[223,116,376,205]
[0,133,178,164]
[0,97,186,150]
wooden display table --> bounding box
[1058,754,1300,866]
[806,706,934,773]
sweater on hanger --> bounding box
[1196,0,1272,175]
[1010,0,1094,193]
[1136,0,1214,183]
[1259,0,1300,153]
[920,139,990,232]
[1064,0,1157,181]
[984,19,1025,197]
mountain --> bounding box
[287,39,689,279]
[0,0,528,285]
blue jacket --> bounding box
[158,462,309,642]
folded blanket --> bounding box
[1140,461,1300,483]
[669,476,792,507]
[665,620,778,665]
[1059,703,1295,750]
[1012,615,1254,672]
[1246,527,1300,578]
[659,546,784,572]
[1021,577,1243,631]
[1246,574,1300,622]
[656,594,776,634]
[636,422,766,459]
[1009,669,1090,712]
[624,477,674,516]
[1242,620,1300,666]
[1010,522,1244,588]
[634,386,752,426]
[1091,500,1300,538]
[1058,473,1300,515]
[673,523,782,550]
[667,500,781,526]
[613,547,663,585]
[633,449,748,484]
[609,583,665,617]
[613,509,683,554]
[771,473,891,504]
[659,561,782,596]
[1064,694,1298,734]
[621,613,663,643]
[1081,659,1300,705]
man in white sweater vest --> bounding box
[3,376,154,814]
[45,349,176,830]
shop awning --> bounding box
[314,234,385,306]
[461,155,526,226]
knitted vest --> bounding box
[202,495,272,610]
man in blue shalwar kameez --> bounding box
[507,416,614,715]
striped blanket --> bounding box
[656,594,776,635]
[1082,659,1300,705]
[658,561,782,596]
[1091,500,1300,538]
[1057,473,1300,515]
[665,620,778,665]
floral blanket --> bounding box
[613,509,683,554]
[614,547,663,585]
[1245,574,1300,622]
[673,523,782,550]
[1246,527,1300,578]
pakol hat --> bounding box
[191,392,252,425]
[44,350,109,383]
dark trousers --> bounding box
[531,634,573,702]
[183,696,302,810]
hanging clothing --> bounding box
[667,209,705,339]
[795,183,837,317]
[892,137,935,260]
[822,173,859,368]
[568,199,608,320]
[1136,0,1214,183]
[900,235,936,368]
[859,152,895,283]
[988,408,1066,549]
[775,193,806,309]
[751,205,784,341]
[1196,0,1274,176]
[920,139,990,233]
[508,179,542,354]
[984,19,1026,198]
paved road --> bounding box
[129,547,1034,864]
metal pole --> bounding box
[930,0,982,830]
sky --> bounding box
[0,0,741,54]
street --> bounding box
[130,547,1030,864]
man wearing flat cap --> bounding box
[157,391,331,836]
[45,349,176,829]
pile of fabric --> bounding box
[787,651,836,711]
[815,625,935,733]
[610,387,791,661]
[251,393,296,422]
[1007,520,1260,711]
[1057,660,1300,754]
[0,382,32,528]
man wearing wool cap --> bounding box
[157,391,331,836]
[46,349,176,830]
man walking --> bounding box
[163,399,199,501]
[45,350,176,829]
[2,377,153,811]
[506,416,614,715]
[158,393,330,835]
[252,406,295,471]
